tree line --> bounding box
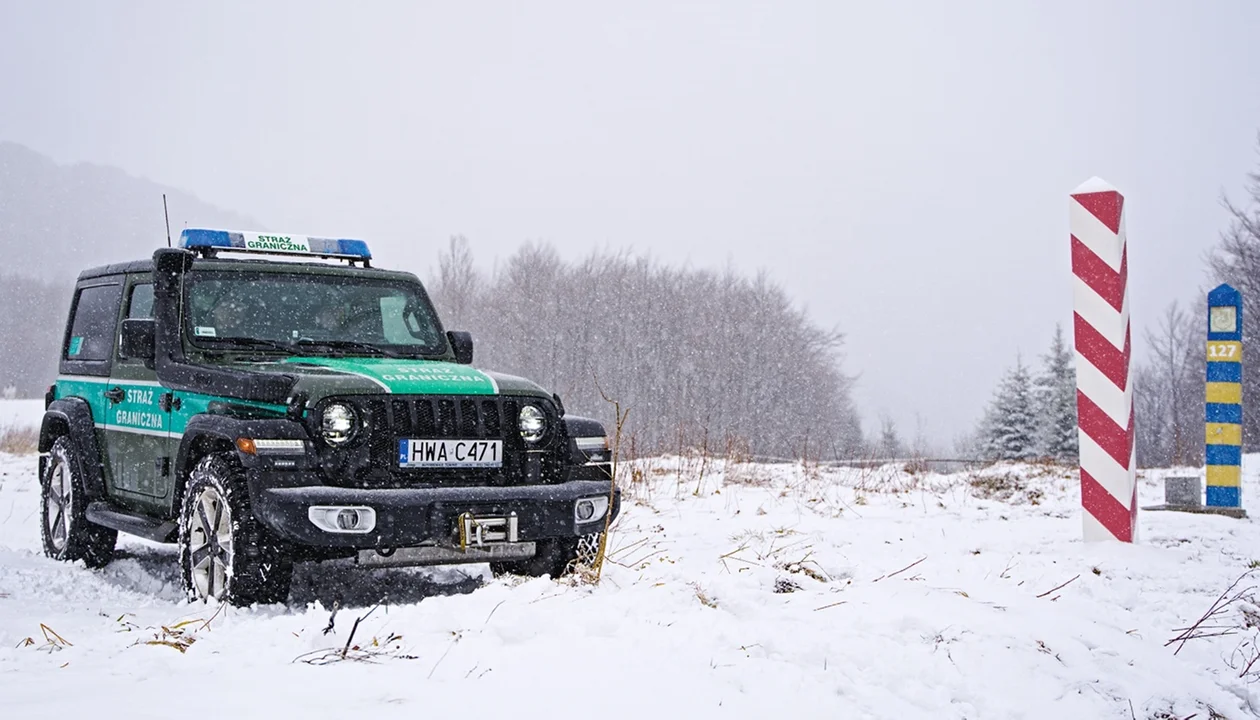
[970,132,1260,468]
[426,237,866,460]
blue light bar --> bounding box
[178,229,371,261]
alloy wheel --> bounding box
[45,458,72,554]
[187,487,234,600]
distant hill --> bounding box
[0,142,262,396]
[0,142,260,281]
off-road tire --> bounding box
[40,436,116,568]
[178,452,293,606]
[490,532,604,579]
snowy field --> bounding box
[3,442,1260,718]
[0,398,42,431]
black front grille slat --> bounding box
[482,400,500,436]
[503,398,518,436]
[416,399,435,435]
[390,399,413,436]
[437,399,456,437]
[460,399,478,436]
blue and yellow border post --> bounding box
[1206,283,1244,513]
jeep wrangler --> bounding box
[38,229,619,606]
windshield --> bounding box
[183,270,446,356]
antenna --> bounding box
[162,193,172,247]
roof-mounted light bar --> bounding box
[178,229,372,265]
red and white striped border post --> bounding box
[1070,177,1137,543]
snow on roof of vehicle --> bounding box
[179,228,372,262]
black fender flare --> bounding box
[562,415,609,466]
[39,398,107,498]
[563,415,606,438]
[175,414,312,478]
[172,413,314,519]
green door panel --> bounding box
[59,374,172,507]
[104,372,171,503]
[106,278,173,511]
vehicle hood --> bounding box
[232,356,551,401]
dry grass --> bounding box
[15,623,72,652]
[0,425,38,455]
[962,463,1071,506]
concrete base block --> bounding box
[1140,475,1246,518]
[1141,503,1247,519]
[1165,476,1201,507]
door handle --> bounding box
[159,393,181,412]
[104,386,125,404]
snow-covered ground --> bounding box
[3,446,1260,718]
[0,398,43,431]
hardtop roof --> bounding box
[76,253,419,284]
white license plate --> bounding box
[398,439,502,468]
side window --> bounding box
[115,282,155,365]
[127,283,154,319]
[64,284,123,363]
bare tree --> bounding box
[1208,131,1260,449]
[877,415,905,459]
[428,234,482,332]
[1134,300,1204,467]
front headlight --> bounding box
[518,404,546,444]
[321,403,357,445]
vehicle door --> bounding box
[57,278,125,495]
[103,278,172,513]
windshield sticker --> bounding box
[68,336,84,356]
[194,326,218,338]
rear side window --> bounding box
[64,284,123,362]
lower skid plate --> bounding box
[356,541,537,569]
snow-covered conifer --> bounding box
[1034,324,1078,462]
[979,356,1038,461]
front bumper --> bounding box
[250,476,620,550]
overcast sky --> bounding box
[3,1,1259,448]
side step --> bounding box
[85,501,178,543]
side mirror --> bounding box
[447,330,474,364]
[120,318,156,361]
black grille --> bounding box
[378,395,516,441]
[313,395,564,488]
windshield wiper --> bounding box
[209,336,295,353]
[293,339,401,358]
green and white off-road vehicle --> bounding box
[38,229,619,605]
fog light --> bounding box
[336,509,362,530]
[308,506,377,534]
[574,495,610,524]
